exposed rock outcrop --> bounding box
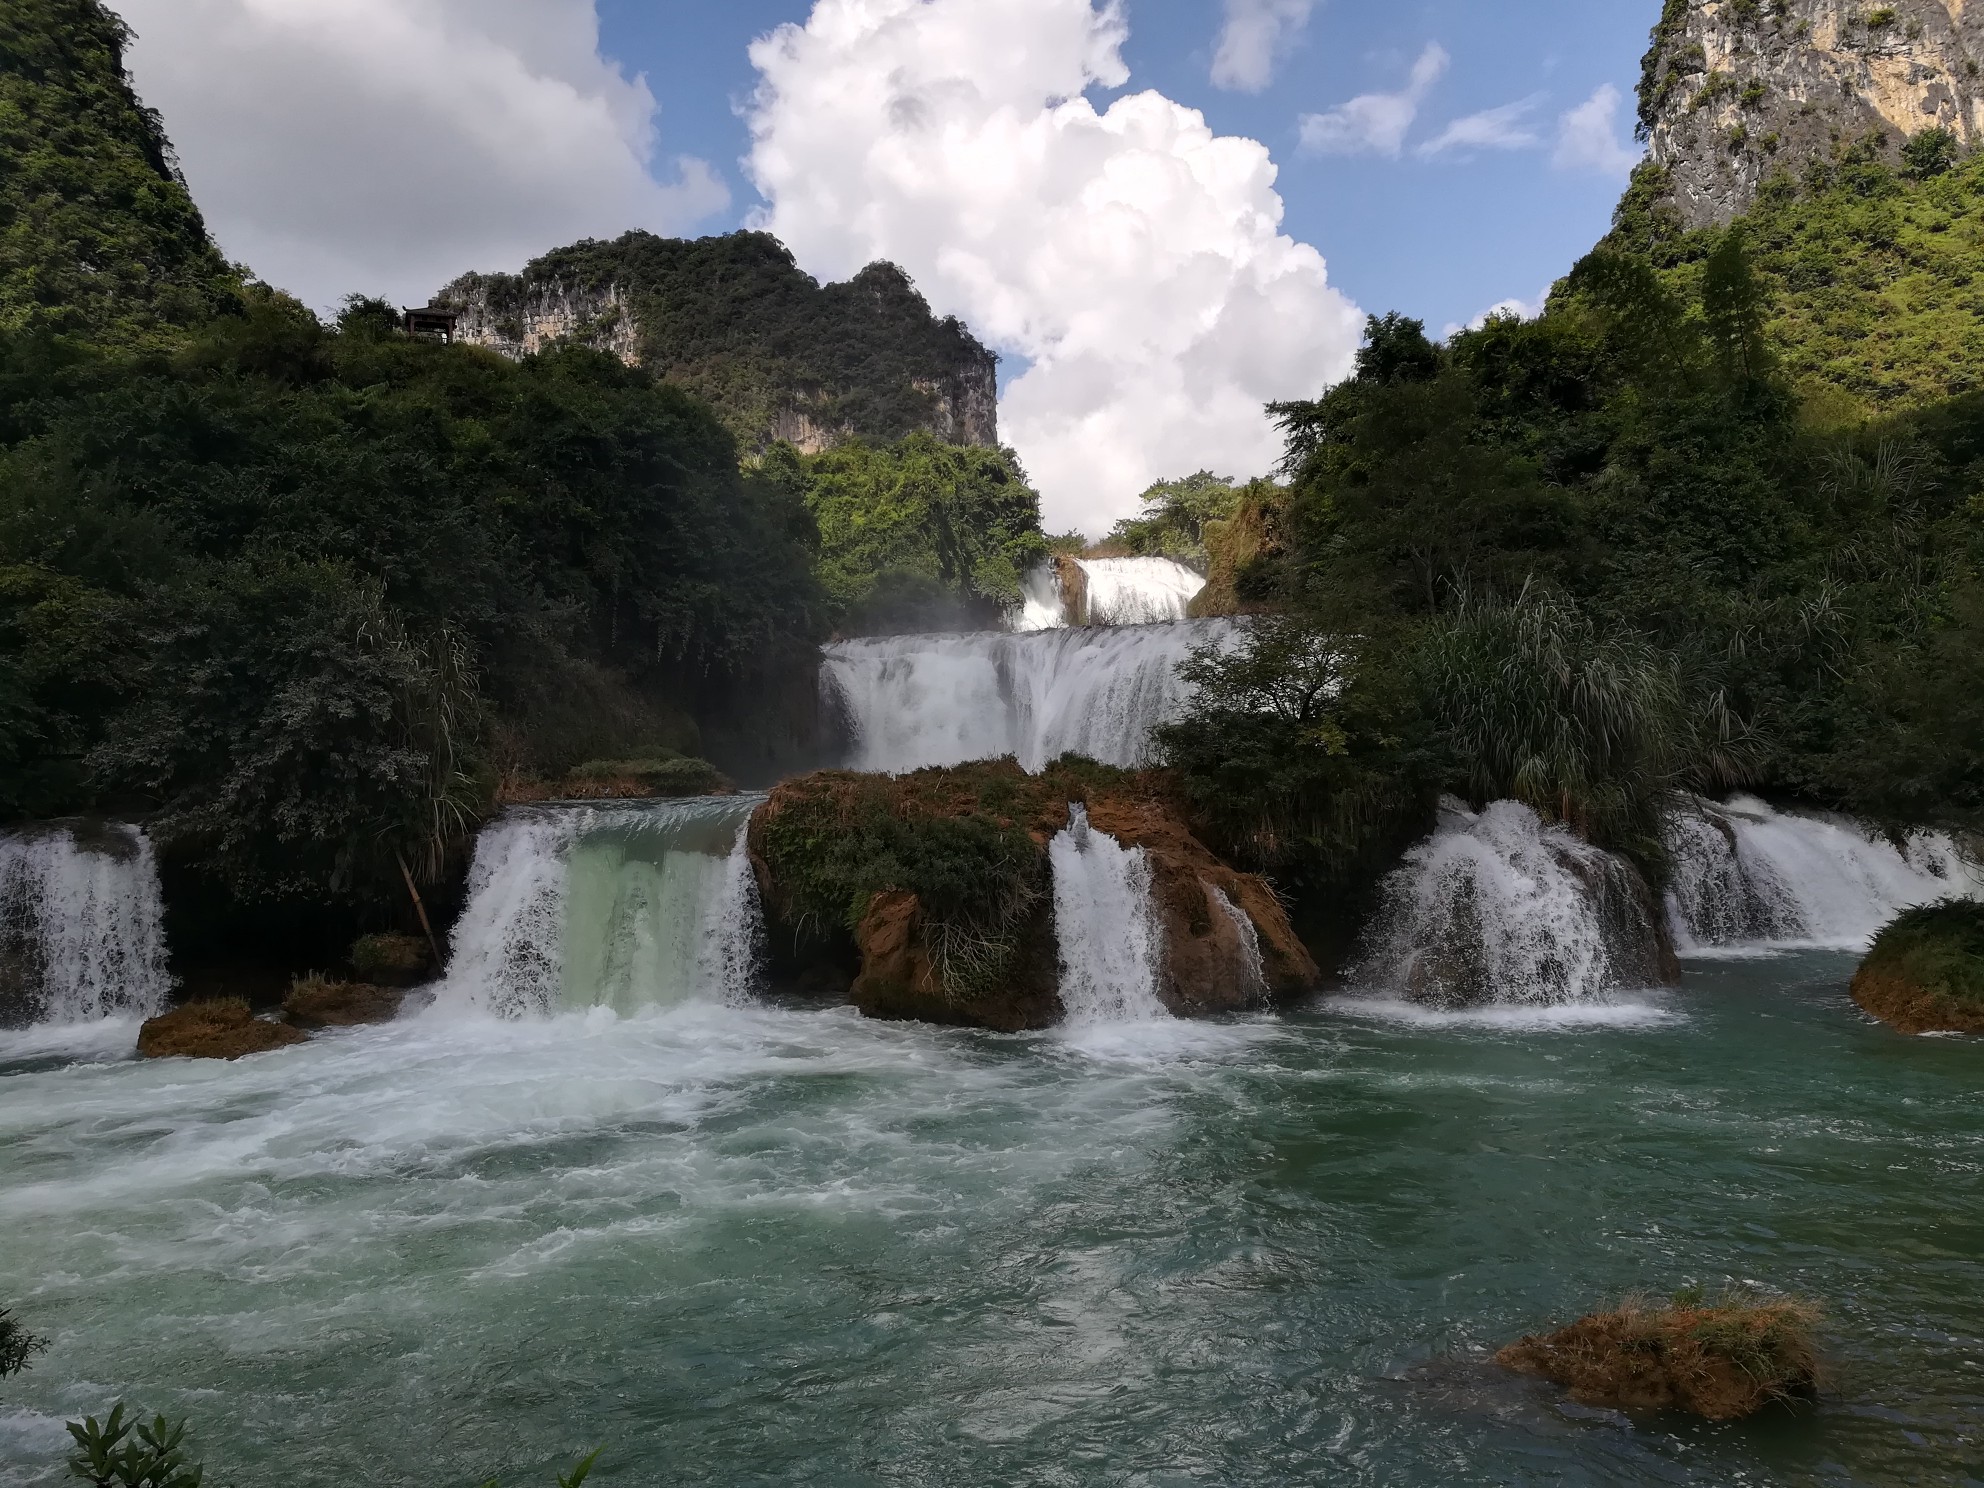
[1642,0,1984,228]
[749,761,1320,1032]
[281,976,406,1030]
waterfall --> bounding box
[0,823,170,1027]
[438,797,764,1018]
[1050,804,1167,1023]
[1214,887,1269,1004]
[1664,794,1984,954]
[822,619,1241,774]
[1008,557,1207,631]
[1352,800,1667,1009]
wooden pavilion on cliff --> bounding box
[402,304,460,343]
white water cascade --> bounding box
[1049,805,1168,1023]
[822,619,1241,774]
[1010,557,1207,631]
[438,797,764,1018]
[1664,794,1984,954]
[0,823,170,1027]
[1353,800,1669,1009]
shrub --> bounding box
[1903,127,1960,179]
[0,1306,49,1379]
[66,1405,202,1488]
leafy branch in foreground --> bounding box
[0,1305,50,1379]
[66,1404,202,1488]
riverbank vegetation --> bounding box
[1851,899,1984,1034]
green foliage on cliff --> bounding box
[0,292,825,904]
[0,0,239,345]
[762,433,1046,634]
[1614,142,1984,414]
[1103,472,1252,569]
[441,232,994,454]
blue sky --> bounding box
[601,0,1654,337]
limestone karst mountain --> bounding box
[435,230,998,456]
[1640,0,1982,227]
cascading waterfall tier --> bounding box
[439,796,764,1018]
[1664,794,1984,953]
[1010,557,1208,631]
[821,619,1241,774]
[1353,800,1670,1009]
[0,822,170,1027]
[1049,804,1168,1024]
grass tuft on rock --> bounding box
[1497,1290,1821,1420]
[282,974,406,1030]
[137,998,307,1060]
[1852,898,1984,1034]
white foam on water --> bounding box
[1322,994,1681,1033]
[0,824,169,1028]
[1351,800,1667,1010]
[1664,794,1984,954]
[1050,804,1168,1029]
[436,797,764,1019]
[0,1015,145,1067]
[822,619,1240,774]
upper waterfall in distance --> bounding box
[1009,558,1207,631]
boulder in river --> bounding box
[137,998,308,1059]
[1497,1293,1821,1421]
[1851,899,1984,1035]
[282,975,407,1029]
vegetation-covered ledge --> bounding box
[1852,900,1984,1035]
[745,759,1319,1031]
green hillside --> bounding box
[0,0,239,345]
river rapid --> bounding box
[1,955,1977,1487]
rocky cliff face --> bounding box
[1642,0,1983,228]
[434,231,998,455]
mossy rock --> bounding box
[1498,1292,1821,1421]
[1852,899,1984,1034]
[567,755,728,796]
[283,974,406,1029]
[138,999,308,1060]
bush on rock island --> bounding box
[1852,899,1984,1035]
[747,758,1319,1031]
[1497,1292,1822,1421]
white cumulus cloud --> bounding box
[1211,0,1319,94]
[1297,43,1448,158]
[1442,287,1550,341]
[116,0,728,312]
[747,0,1364,535]
[1417,96,1543,158]
[1554,83,1643,176]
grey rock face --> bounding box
[1643,0,1983,228]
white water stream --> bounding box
[821,619,1240,774]
[1049,804,1167,1024]
[1663,794,1982,954]
[1352,800,1669,1010]
[0,823,169,1028]
[437,797,763,1018]
[1011,557,1207,630]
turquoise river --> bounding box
[0,953,1978,1486]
